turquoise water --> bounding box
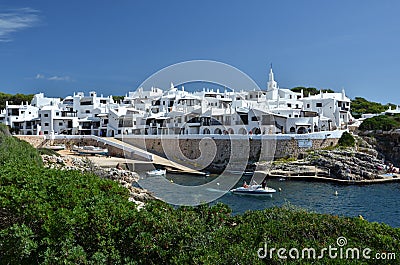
[164,174,400,227]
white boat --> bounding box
[46,144,66,151]
[146,169,167,177]
[73,145,108,156]
[230,184,276,196]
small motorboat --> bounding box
[73,145,108,156]
[146,169,167,177]
[230,184,276,196]
[46,144,66,151]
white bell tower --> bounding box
[266,64,279,100]
[267,67,278,91]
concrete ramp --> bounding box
[102,137,204,175]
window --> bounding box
[100,100,107,104]
[39,114,41,117]
[56,112,59,116]
[316,103,322,107]
[44,114,49,117]
[307,104,310,108]
[85,110,90,114]
[59,122,63,126]
[21,111,25,114]
[287,103,292,108]
[44,131,48,134]
[44,123,49,126]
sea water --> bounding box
[163,173,400,227]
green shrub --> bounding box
[37,148,61,157]
[338,131,355,147]
[1,128,400,264]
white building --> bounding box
[1,101,39,135]
[0,66,354,137]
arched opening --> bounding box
[228,128,234,134]
[314,125,319,132]
[203,128,210,134]
[27,131,32,135]
[238,128,247,135]
[214,128,222,135]
[251,127,261,135]
[297,127,306,134]
[290,127,296,133]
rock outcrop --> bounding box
[359,130,400,167]
[264,148,394,181]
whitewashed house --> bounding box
[0,66,354,137]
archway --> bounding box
[251,127,261,135]
[290,127,296,133]
[297,127,306,134]
[238,128,247,135]
[228,128,234,135]
[214,128,222,135]
[203,128,210,134]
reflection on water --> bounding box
[160,173,400,227]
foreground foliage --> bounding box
[0,125,399,264]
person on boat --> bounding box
[261,174,270,189]
[261,179,267,189]
[243,181,249,188]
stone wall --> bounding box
[15,135,46,148]
[17,135,339,172]
[122,136,339,173]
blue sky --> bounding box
[0,1,399,104]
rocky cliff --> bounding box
[359,130,400,167]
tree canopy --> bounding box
[350,97,395,118]
[112,95,125,103]
[290,87,335,97]
[359,114,400,131]
[0,92,34,110]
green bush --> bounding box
[1,129,399,264]
[37,148,61,157]
[338,131,355,147]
